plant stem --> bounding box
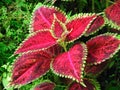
[62,42,67,52]
[106,0,110,8]
[92,0,95,12]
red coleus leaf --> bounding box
[85,15,105,36]
[52,20,64,38]
[66,14,96,42]
[51,43,87,83]
[34,81,55,90]
[85,60,108,75]
[12,51,51,85]
[86,33,120,64]
[68,79,96,90]
[44,44,63,58]
[105,1,120,29]
[15,30,57,54]
[51,15,68,39]
[31,5,66,32]
[51,19,64,39]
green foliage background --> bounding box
[0,0,120,90]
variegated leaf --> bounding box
[86,33,120,65]
[68,79,99,90]
[51,43,87,83]
[15,30,57,54]
[66,14,96,42]
[34,81,55,90]
[85,15,105,36]
[104,1,120,30]
[12,51,51,85]
[51,20,64,38]
[31,6,66,32]
[51,15,68,39]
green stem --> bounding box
[62,42,67,52]
[106,0,110,8]
[92,0,95,12]
[58,38,67,52]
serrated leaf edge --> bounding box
[50,42,87,83]
[85,14,105,36]
[87,32,120,65]
[10,53,51,87]
[89,79,101,90]
[85,60,110,78]
[50,14,69,39]
[29,4,67,33]
[104,12,120,30]
[33,80,56,90]
[66,13,97,43]
[66,78,101,90]
[14,29,57,55]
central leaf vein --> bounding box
[68,52,79,79]
[38,9,51,26]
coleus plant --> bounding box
[11,1,120,90]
